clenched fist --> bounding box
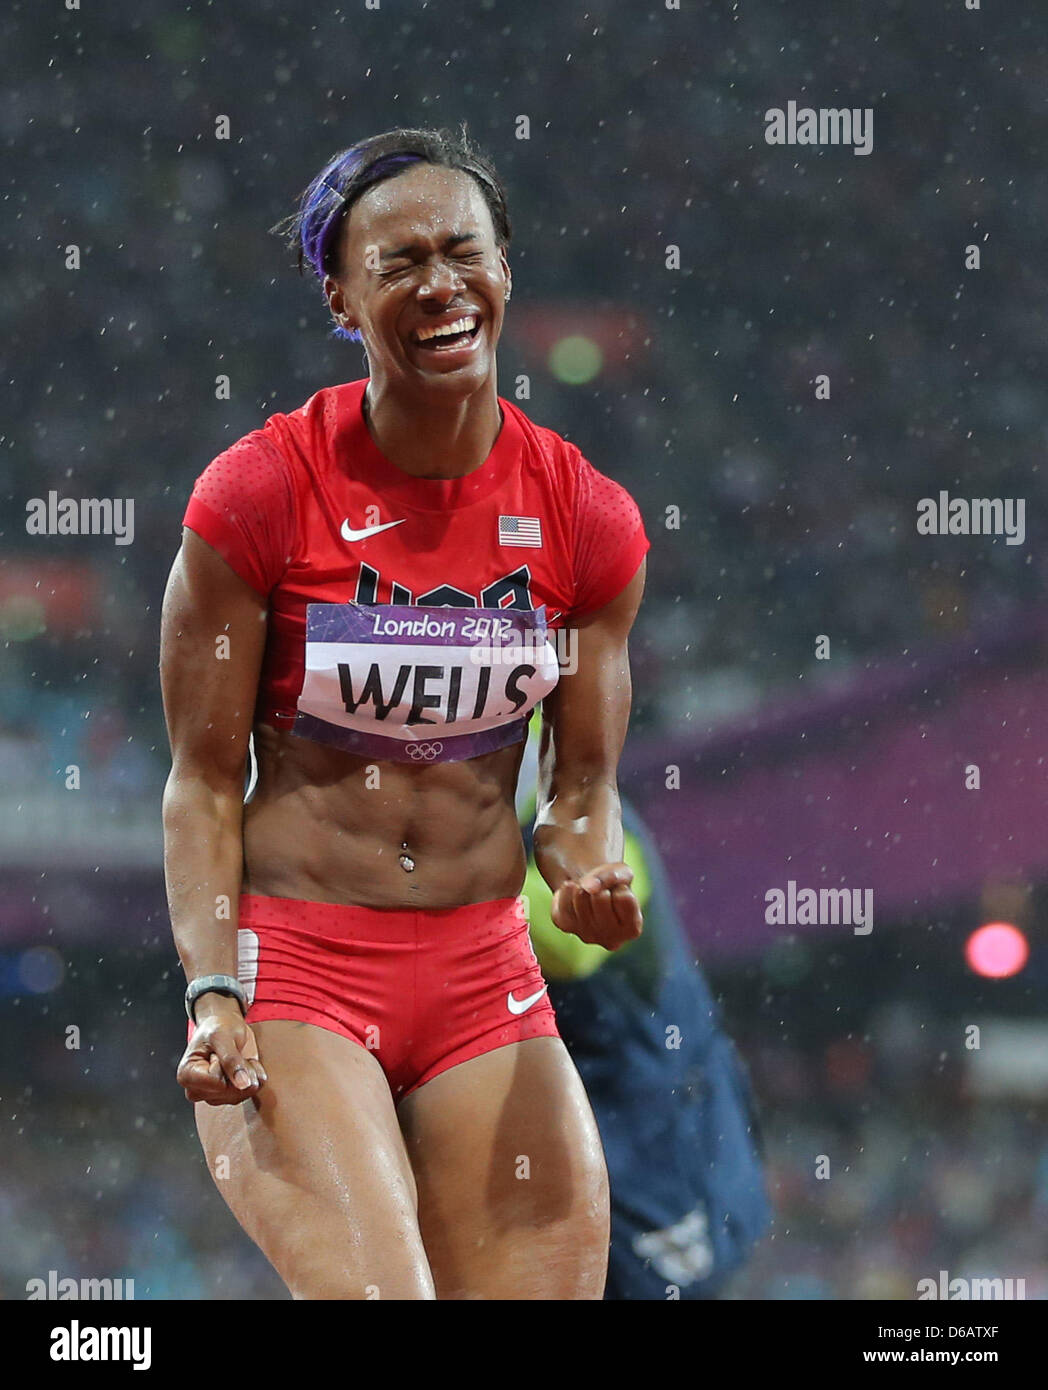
[550,863,643,952]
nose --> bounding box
[417,258,466,302]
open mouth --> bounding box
[412,315,482,352]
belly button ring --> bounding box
[399,840,415,873]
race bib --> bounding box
[293,602,559,763]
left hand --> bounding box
[551,863,644,951]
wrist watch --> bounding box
[184,974,248,1023]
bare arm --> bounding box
[159,526,269,1102]
[533,558,646,950]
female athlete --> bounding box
[160,126,649,1300]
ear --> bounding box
[323,275,358,334]
[323,273,343,310]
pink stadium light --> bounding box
[965,922,1029,979]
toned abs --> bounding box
[242,723,529,908]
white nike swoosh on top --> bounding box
[341,517,406,542]
[507,984,549,1016]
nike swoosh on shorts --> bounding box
[341,516,406,542]
[507,984,549,1015]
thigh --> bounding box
[397,1036,610,1299]
[195,1019,435,1300]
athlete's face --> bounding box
[325,163,511,398]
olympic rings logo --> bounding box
[406,742,444,761]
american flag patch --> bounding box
[498,515,542,547]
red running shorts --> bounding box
[189,892,561,1104]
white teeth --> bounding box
[416,315,477,343]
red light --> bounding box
[965,922,1029,979]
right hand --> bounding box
[177,995,267,1106]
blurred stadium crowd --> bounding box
[5,2,1045,776]
[3,1,1045,1299]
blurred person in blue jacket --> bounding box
[516,711,770,1298]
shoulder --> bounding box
[273,377,366,450]
[501,398,624,506]
[189,377,365,500]
[180,391,350,597]
[189,426,290,501]
[570,450,646,537]
[501,406,648,620]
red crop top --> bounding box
[182,378,649,754]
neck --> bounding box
[362,378,504,479]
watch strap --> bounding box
[184,974,247,1022]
